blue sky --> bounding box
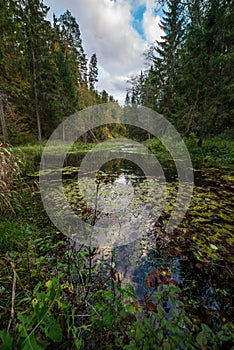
[44,0,163,103]
[132,4,147,41]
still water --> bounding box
[57,156,233,327]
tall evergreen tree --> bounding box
[88,53,98,90]
[0,2,106,142]
[176,0,234,138]
[56,10,88,89]
[20,0,56,140]
[0,0,31,142]
[155,0,185,116]
[100,90,109,103]
[127,0,234,138]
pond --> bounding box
[39,150,233,332]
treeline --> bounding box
[0,0,115,144]
[126,0,234,144]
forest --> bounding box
[0,0,233,349]
[0,0,115,144]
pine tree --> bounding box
[125,92,130,106]
[127,0,234,138]
[126,71,146,106]
[52,14,79,131]
[88,54,98,90]
[0,0,31,142]
[176,0,234,138]
[100,90,109,103]
[21,0,56,140]
[155,0,185,116]
[56,10,88,89]
[142,66,160,109]
[0,2,110,141]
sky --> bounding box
[44,0,163,104]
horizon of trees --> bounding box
[1,0,233,146]
[0,0,115,144]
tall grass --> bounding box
[0,145,22,213]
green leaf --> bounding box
[17,313,32,326]
[201,323,213,334]
[22,334,43,350]
[136,326,144,342]
[157,331,164,342]
[125,303,135,314]
[75,339,83,350]
[46,321,62,342]
[103,311,113,329]
[162,343,171,350]
[0,330,13,350]
[196,331,207,347]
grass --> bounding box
[10,129,234,179]
[144,132,234,169]
[201,136,234,167]
[0,145,23,214]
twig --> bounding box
[7,255,17,350]
[89,129,99,143]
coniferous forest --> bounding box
[0,0,114,144]
[0,0,233,144]
[126,0,234,143]
[0,1,234,349]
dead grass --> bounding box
[0,145,22,213]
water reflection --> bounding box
[81,161,233,325]
[41,152,232,325]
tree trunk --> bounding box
[31,44,42,141]
[0,96,9,144]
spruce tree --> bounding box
[57,10,88,89]
[0,0,31,141]
[20,0,56,140]
[88,53,98,91]
[156,0,185,116]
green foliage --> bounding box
[128,0,234,139]
[1,272,233,349]
[126,284,193,350]
[185,132,234,167]
[89,283,138,347]
[142,132,234,169]
[0,330,13,350]
[0,2,114,143]
[16,278,63,349]
[147,138,174,164]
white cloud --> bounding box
[143,1,162,44]
[45,0,163,103]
